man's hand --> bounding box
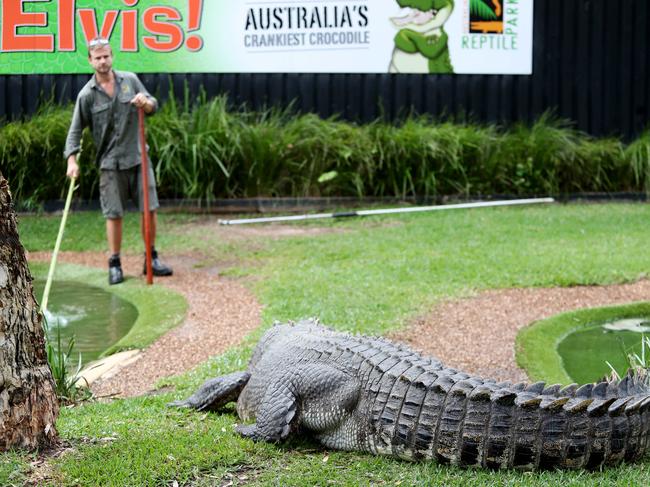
[67,155,80,179]
[131,93,153,113]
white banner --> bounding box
[225,0,534,74]
[0,0,533,74]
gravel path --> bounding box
[30,247,650,396]
[392,281,650,383]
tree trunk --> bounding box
[0,172,59,451]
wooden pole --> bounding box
[139,107,153,285]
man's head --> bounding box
[87,37,113,75]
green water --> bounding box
[33,280,138,365]
[558,325,646,384]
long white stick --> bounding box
[41,177,76,313]
[218,197,555,225]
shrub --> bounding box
[1,95,648,206]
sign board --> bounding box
[0,0,533,74]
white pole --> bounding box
[41,177,76,313]
[218,197,555,226]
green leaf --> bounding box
[317,171,338,183]
[470,0,497,20]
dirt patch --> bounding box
[392,280,650,383]
[21,440,73,486]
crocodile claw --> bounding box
[167,399,191,408]
[236,424,265,442]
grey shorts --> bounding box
[99,165,160,219]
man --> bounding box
[65,37,172,285]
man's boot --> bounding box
[143,248,173,276]
[108,254,124,285]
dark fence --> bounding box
[1,0,648,139]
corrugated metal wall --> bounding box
[1,0,648,139]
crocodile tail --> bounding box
[460,372,650,470]
[389,370,650,469]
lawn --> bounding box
[3,202,650,486]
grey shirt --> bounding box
[64,70,158,170]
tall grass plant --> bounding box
[626,130,650,193]
[44,317,90,404]
[1,94,648,206]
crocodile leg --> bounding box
[168,371,251,411]
[236,364,360,443]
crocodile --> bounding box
[170,319,650,470]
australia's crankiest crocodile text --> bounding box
[171,319,650,470]
[244,4,370,50]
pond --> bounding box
[557,318,649,384]
[33,280,138,365]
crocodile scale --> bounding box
[170,319,650,470]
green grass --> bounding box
[28,261,187,355]
[0,451,32,487]
[5,202,650,485]
[516,302,650,385]
[253,203,650,335]
[16,212,198,254]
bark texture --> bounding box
[0,173,59,451]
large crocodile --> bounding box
[170,319,650,470]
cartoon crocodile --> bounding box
[389,0,455,74]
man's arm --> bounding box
[64,98,86,179]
